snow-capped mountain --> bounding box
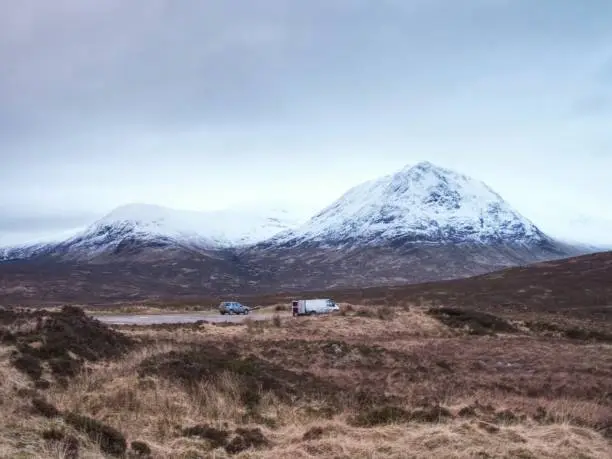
[267,161,552,248]
[0,161,591,301]
[232,161,577,293]
[85,203,302,245]
[0,227,85,261]
[0,203,307,261]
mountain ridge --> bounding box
[1,202,306,262]
[0,161,598,302]
[0,161,603,259]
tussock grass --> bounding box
[1,306,611,458]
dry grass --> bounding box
[0,305,610,458]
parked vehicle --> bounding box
[292,298,340,316]
[219,301,250,315]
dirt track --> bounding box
[91,312,284,325]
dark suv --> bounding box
[218,301,250,315]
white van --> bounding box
[292,298,340,316]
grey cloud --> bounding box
[3,0,611,140]
[570,52,612,117]
[0,210,99,232]
[1,1,301,136]
[599,57,612,84]
[571,94,612,117]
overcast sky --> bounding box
[1,0,612,246]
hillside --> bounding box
[244,250,612,322]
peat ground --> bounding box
[0,303,610,458]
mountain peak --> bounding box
[49,203,307,260]
[397,161,480,187]
[400,160,452,174]
[269,163,546,247]
[403,160,438,172]
[97,203,179,226]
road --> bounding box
[92,312,282,325]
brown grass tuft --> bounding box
[1,305,611,458]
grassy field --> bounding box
[0,302,610,458]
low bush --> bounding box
[182,424,230,449]
[64,412,127,457]
[31,398,60,418]
[376,306,397,320]
[138,346,342,407]
[180,425,269,455]
[349,404,453,427]
[525,320,612,343]
[302,426,325,441]
[225,427,269,454]
[6,306,135,384]
[349,405,412,427]
[426,307,518,334]
[41,428,79,459]
[11,352,43,381]
[130,440,152,457]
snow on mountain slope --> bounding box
[0,242,51,261]
[0,227,86,261]
[64,203,306,253]
[269,161,549,247]
[0,204,307,261]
